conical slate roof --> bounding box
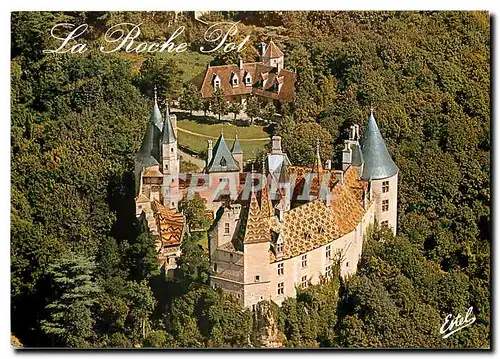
[151,97,163,132]
[207,133,240,172]
[136,96,163,165]
[162,104,176,144]
[231,134,243,154]
[136,122,160,166]
[360,112,398,180]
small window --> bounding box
[236,293,241,298]
[213,283,217,289]
[232,78,238,85]
[213,263,218,272]
[252,304,256,311]
[382,181,389,193]
[381,220,389,229]
[382,199,389,212]
[277,282,284,295]
[301,275,308,288]
[325,265,332,278]
[304,233,311,240]
[346,261,349,267]
[171,147,174,152]
[277,263,284,276]
[230,253,234,259]
[214,80,220,88]
[276,242,283,253]
[255,275,260,282]
[220,157,227,167]
[326,245,331,258]
[318,227,324,234]
[301,254,308,268]
[224,223,230,234]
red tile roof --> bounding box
[198,62,295,103]
[264,40,284,58]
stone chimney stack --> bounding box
[342,142,352,171]
[239,56,243,70]
[207,140,213,165]
[271,136,282,154]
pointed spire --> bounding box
[231,132,243,154]
[151,87,163,131]
[162,103,176,144]
[360,111,398,180]
[207,132,239,172]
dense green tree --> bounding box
[245,94,261,124]
[179,83,202,115]
[210,87,229,120]
[178,193,211,231]
[136,56,183,101]
[228,102,243,121]
[40,255,101,347]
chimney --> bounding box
[261,42,267,57]
[342,141,352,171]
[239,56,243,70]
[271,136,282,154]
[207,140,213,165]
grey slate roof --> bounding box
[350,142,364,166]
[360,113,399,180]
[231,134,243,154]
[151,98,163,132]
[207,133,240,172]
[136,98,163,166]
[136,122,160,166]
[162,104,176,144]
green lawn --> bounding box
[177,119,269,139]
[176,119,270,160]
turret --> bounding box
[360,111,399,235]
[243,171,271,308]
[161,101,180,209]
[262,40,284,72]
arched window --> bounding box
[220,157,227,167]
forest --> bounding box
[10,11,490,348]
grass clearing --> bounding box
[177,119,269,139]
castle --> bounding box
[134,90,185,271]
[196,40,296,106]
[134,89,399,307]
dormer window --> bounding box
[220,157,227,167]
[213,74,221,89]
[244,72,252,85]
[230,72,239,86]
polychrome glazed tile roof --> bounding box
[152,200,185,247]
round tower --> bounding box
[360,111,399,235]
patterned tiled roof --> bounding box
[243,191,271,244]
[151,200,185,247]
[330,168,366,236]
[280,200,341,259]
